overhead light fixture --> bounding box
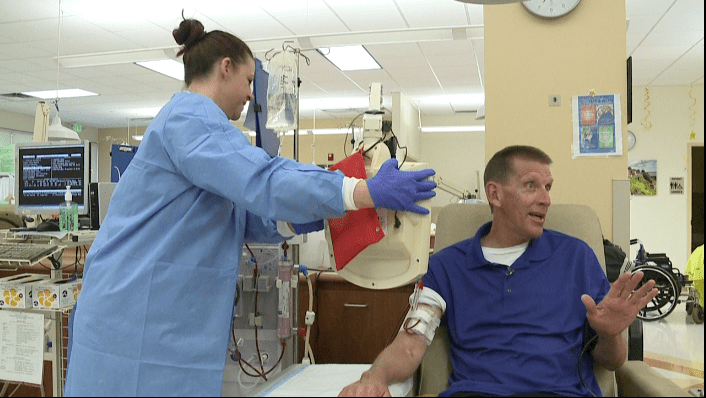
[136,60,184,81]
[22,89,98,99]
[421,126,485,133]
[317,45,381,71]
[132,135,143,141]
[48,115,80,141]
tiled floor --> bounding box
[643,302,704,395]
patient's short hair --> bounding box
[484,145,553,187]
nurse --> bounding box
[64,18,436,396]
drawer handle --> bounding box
[343,303,368,308]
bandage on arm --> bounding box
[401,287,446,345]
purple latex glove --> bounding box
[366,158,436,214]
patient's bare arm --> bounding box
[338,304,441,397]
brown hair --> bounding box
[484,145,553,211]
[172,18,253,86]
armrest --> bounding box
[615,361,691,397]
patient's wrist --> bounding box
[359,369,387,386]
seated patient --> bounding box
[339,145,658,397]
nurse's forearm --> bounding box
[353,180,375,209]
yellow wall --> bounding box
[484,1,628,240]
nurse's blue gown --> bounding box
[64,92,347,396]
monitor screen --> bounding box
[14,141,91,216]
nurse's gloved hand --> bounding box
[291,220,325,235]
[366,158,436,214]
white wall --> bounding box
[629,85,705,272]
[421,129,485,208]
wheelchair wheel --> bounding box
[693,305,704,324]
[634,265,679,321]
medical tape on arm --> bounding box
[400,287,446,346]
[342,177,363,211]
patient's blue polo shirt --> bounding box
[424,222,610,397]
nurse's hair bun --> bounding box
[173,17,206,56]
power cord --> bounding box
[578,334,599,397]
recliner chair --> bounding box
[417,203,689,397]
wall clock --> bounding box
[522,0,581,19]
[628,130,636,151]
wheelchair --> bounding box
[629,239,703,323]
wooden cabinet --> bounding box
[298,273,414,364]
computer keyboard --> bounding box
[0,243,59,264]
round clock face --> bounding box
[628,131,636,151]
[523,0,581,18]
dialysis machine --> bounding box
[222,82,433,395]
[223,243,296,396]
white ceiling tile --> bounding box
[418,41,475,56]
[426,53,475,69]
[651,72,696,85]
[631,44,692,61]
[0,59,46,73]
[325,7,407,31]
[653,0,704,32]
[221,17,295,40]
[396,3,469,28]
[385,67,434,80]
[464,4,484,25]
[379,56,429,70]
[0,1,60,21]
[626,14,663,37]
[438,74,476,87]
[626,0,672,18]
[196,2,270,20]
[640,31,703,48]
[399,76,440,89]
[74,14,157,34]
[0,42,56,60]
[324,0,398,12]
[670,44,704,69]
[435,69,479,86]
[115,28,175,49]
[276,12,348,36]
[0,19,58,42]
[366,43,423,59]
[259,0,331,17]
[440,85,483,96]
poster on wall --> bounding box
[572,94,623,158]
[629,159,657,196]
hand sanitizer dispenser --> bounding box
[59,186,78,232]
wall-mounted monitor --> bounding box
[14,141,91,216]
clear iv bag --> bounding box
[266,51,298,132]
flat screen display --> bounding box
[15,141,91,216]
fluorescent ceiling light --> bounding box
[421,126,485,133]
[136,60,184,81]
[318,45,381,71]
[21,88,98,99]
